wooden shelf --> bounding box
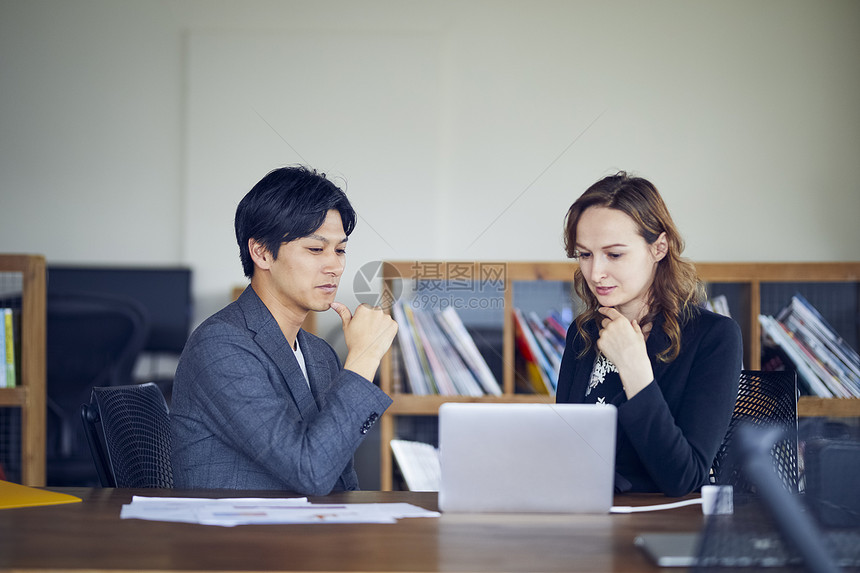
[0,254,46,486]
[798,396,860,418]
[389,393,554,415]
[0,386,28,407]
[694,262,860,282]
[378,260,860,491]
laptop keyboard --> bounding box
[698,529,860,568]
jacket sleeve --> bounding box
[171,322,391,496]
[617,314,742,496]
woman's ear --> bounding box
[652,232,669,262]
[248,238,272,270]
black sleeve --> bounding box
[618,314,743,496]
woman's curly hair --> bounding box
[563,172,704,362]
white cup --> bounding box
[701,485,734,515]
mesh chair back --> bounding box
[84,383,174,488]
[47,291,150,485]
[711,370,799,493]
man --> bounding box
[170,166,397,495]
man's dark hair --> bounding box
[235,166,357,278]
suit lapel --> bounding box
[298,330,332,408]
[646,314,672,386]
[573,347,597,402]
[238,287,318,419]
[568,322,598,403]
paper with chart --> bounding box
[120,496,439,526]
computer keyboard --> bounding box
[698,527,860,568]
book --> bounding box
[706,294,731,318]
[0,480,82,509]
[521,309,558,391]
[392,302,429,395]
[0,310,5,388]
[764,294,860,398]
[783,295,860,378]
[526,311,562,385]
[4,308,15,388]
[512,309,541,393]
[783,314,856,394]
[409,308,455,395]
[398,303,437,395]
[392,300,503,397]
[760,314,832,397]
[390,439,441,492]
[529,311,564,357]
[513,308,553,394]
[412,308,461,395]
[420,309,484,397]
[785,325,853,398]
[544,312,569,342]
[436,308,502,396]
[760,293,860,398]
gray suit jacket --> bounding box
[170,286,392,495]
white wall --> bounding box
[2,0,859,341]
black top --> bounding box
[556,308,743,496]
[583,352,624,405]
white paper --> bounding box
[120,496,440,527]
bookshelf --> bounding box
[697,262,860,419]
[378,260,860,490]
[0,254,46,486]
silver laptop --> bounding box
[438,402,617,514]
[634,533,700,567]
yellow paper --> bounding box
[0,480,82,509]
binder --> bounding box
[0,480,82,509]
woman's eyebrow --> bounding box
[575,242,627,250]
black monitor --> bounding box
[46,265,193,354]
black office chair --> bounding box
[711,369,799,493]
[81,382,174,488]
[46,291,150,485]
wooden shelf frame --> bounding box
[0,254,46,486]
[797,397,860,418]
[378,260,860,490]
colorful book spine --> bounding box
[392,301,429,395]
[4,309,14,388]
[391,300,578,398]
[410,308,456,395]
[765,294,860,398]
[759,314,832,397]
[513,309,553,394]
[0,309,6,388]
[418,309,483,397]
[402,303,437,395]
[544,314,566,340]
[437,308,501,396]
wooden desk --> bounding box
[0,488,704,572]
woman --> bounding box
[556,172,742,496]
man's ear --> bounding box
[652,232,669,262]
[248,238,272,271]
